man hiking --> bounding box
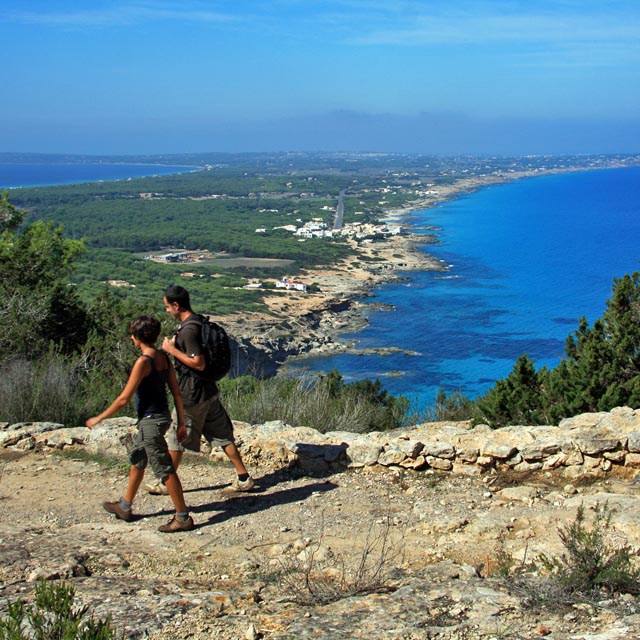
[145,285,254,495]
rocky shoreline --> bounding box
[222,164,631,380]
[222,231,445,377]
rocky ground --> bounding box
[3,440,640,639]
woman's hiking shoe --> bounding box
[220,476,255,495]
[144,481,169,496]
[158,515,195,533]
[103,501,133,522]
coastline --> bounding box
[218,161,640,378]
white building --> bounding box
[276,277,307,292]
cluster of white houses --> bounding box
[256,219,402,240]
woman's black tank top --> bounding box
[136,354,169,418]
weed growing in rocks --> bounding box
[0,580,122,639]
[489,534,517,578]
[504,501,640,615]
[538,501,640,595]
[256,513,405,605]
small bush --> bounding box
[256,514,404,605]
[538,502,640,595]
[430,387,475,422]
[0,354,83,425]
[0,580,121,639]
[220,370,411,433]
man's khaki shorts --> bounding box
[166,395,235,452]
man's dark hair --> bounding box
[165,285,192,311]
[129,315,161,345]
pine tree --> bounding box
[544,273,640,420]
[475,354,547,427]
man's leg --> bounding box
[169,449,183,471]
[202,397,254,492]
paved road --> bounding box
[333,189,345,230]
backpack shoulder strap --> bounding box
[178,313,203,330]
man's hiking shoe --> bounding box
[145,481,169,496]
[103,501,133,522]
[220,476,255,495]
[158,515,195,533]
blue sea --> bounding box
[285,166,640,410]
[0,162,198,189]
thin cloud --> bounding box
[350,8,640,47]
[5,2,233,28]
[514,41,640,70]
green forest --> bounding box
[7,161,416,310]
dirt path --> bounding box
[2,448,640,639]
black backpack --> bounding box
[182,314,231,382]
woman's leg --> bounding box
[123,465,145,504]
[164,473,188,513]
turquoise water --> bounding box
[285,167,640,409]
[0,162,199,188]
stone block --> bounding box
[480,442,517,460]
[378,446,408,466]
[345,442,383,466]
[451,462,482,476]
[399,455,428,470]
[476,455,494,467]
[625,453,640,468]
[426,456,453,470]
[422,441,456,459]
[396,439,425,458]
[457,447,479,463]
[628,432,640,453]
[574,436,620,455]
[603,450,626,462]
[520,442,561,461]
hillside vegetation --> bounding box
[3,153,640,428]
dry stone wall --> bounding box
[3,406,640,480]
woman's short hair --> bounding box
[129,315,161,345]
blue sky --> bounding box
[2,0,639,155]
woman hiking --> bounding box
[86,315,194,532]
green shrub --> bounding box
[538,502,640,595]
[0,580,121,639]
[219,370,410,433]
[431,388,475,422]
[0,351,126,426]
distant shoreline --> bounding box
[0,161,202,190]
[224,159,640,376]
